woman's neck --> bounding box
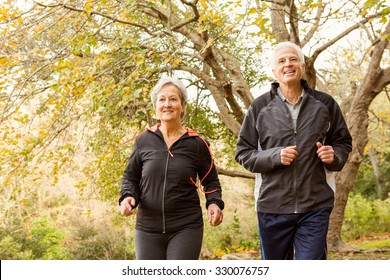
[159,122,186,149]
[159,122,185,138]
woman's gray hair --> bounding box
[270,41,305,67]
[150,76,188,107]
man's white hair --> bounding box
[270,41,305,67]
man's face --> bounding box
[272,47,305,85]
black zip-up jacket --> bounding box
[119,124,224,233]
[235,80,352,214]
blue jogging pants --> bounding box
[257,207,332,260]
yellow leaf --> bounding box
[85,3,93,13]
[248,7,257,15]
[172,59,181,67]
[0,56,6,64]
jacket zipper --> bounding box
[293,128,298,213]
[292,98,304,214]
[162,151,170,233]
[158,129,183,233]
[284,98,299,214]
[280,97,300,213]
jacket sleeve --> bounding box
[323,100,352,171]
[118,140,142,206]
[235,104,283,173]
[197,138,224,210]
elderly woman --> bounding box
[119,76,224,260]
[236,42,352,260]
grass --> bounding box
[329,234,390,260]
[214,236,390,260]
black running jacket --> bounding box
[119,124,224,233]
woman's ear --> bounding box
[180,105,186,119]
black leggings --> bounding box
[135,227,203,260]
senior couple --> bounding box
[118,42,352,260]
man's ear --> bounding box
[301,63,306,75]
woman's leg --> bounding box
[135,229,167,260]
[166,227,203,260]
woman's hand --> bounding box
[207,204,223,226]
[120,196,136,216]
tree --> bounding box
[1,0,389,252]
[1,0,266,192]
[317,38,390,200]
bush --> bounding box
[0,236,33,260]
[342,194,390,241]
[353,153,390,200]
[69,217,136,260]
[203,210,259,258]
[28,216,71,260]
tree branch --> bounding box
[311,12,385,61]
[34,1,156,36]
[171,0,200,31]
[301,4,324,46]
[216,166,255,179]
[287,0,300,44]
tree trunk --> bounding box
[368,147,387,200]
[328,108,369,251]
[328,23,390,250]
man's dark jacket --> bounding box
[235,80,352,214]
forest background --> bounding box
[0,0,389,260]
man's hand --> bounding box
[280,145,298,165]
[316,142,335,164]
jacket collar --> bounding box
[147,123,199,137]
[270,79,310,96]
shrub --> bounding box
[29,216,71,260]
[342,194,390,241]
[0,236,33,260]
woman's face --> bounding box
[155,84,185,123]
[272,47,305,86]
